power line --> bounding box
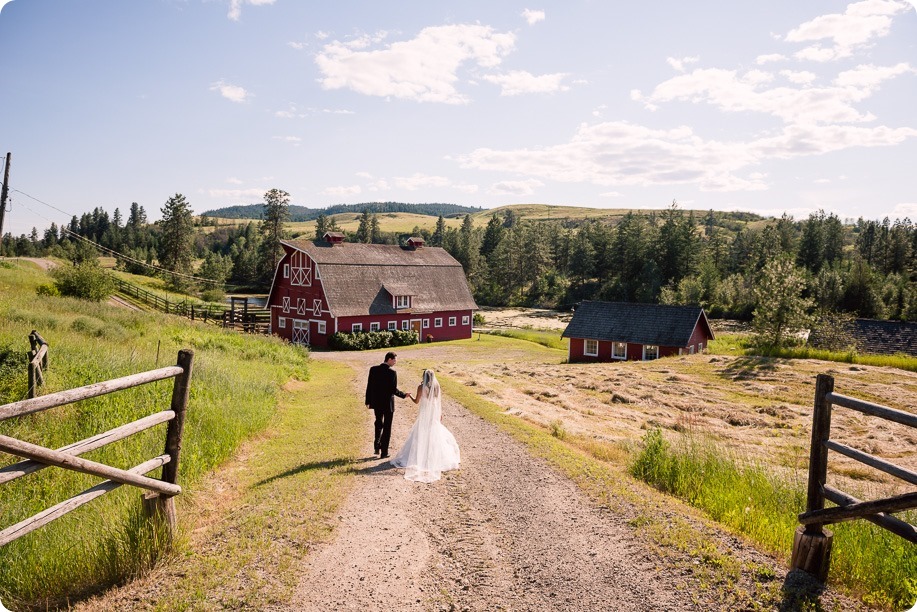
[7,187,224,286]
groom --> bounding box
[365,351,408,459]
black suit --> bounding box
[365,362,406,455]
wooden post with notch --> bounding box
[791,373,834,581]
[142,349,193,537]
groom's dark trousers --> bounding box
[365,362,406,456]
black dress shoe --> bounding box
[379,453,389,459]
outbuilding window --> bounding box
[612,342,627,359]
[396,295,410,309]
[434,318,443,328]
[585,339,598,356]
[643,345,659,360]
[316,321,326,334]
[370,322,380,332]
[352,323,362,333]
[448,317,457,326]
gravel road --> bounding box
[281,352,806,611]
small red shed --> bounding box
[266,233,477,348]
[562,301,715,363]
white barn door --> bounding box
[292,319,310,346]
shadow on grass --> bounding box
[254,458,352,487]
[779,569,828,612]
[719,355,781,381]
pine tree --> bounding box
[158,193,195,286]
[752,256,813,347]
[257,188,290,284]
[315,214,329,239]
[356,209,371,243]
[370,213,381,243]
[432,215,446,246]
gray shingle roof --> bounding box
[562,301,713,346]
[282,240,477,317]
[852,319,917,355]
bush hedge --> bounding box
[328,329,419,351]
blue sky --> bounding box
[1,0,916,237]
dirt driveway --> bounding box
[282,350,859,611]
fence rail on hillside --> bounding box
[27,330,49,399]
[112,277,270,334]
[791,373,917,581]
[0,349,194,547]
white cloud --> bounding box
[522,9,545,25]
[780,70,817,85]
[272,136,302,144]
[227,0,275,22]
[634,64,911,125]
[367,179,391,192]
[459,119,917,193]
[756,53,787,65]
[482,70,569,96]
[226,177,243,185]
[322,185,362,197]
[784,0,908,62]
[315,24,516,104]
[453,183,480,194]
[666,56,699,73]
[891,202,917,218]
[489,179,544,196]
[210,80,252,103]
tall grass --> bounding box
[478,328,567,351]
[630,428,917,609]
[0,260,309,609]
[709,333,917,372]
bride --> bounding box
[391,370,460,482]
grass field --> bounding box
[0,259,311,609]
[396,336,916,609]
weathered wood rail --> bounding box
[27,330,49,398]
[112,277,270,333]
[0,349,194,547]
[791,373,917,581]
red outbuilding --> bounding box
[562,301,715,363]
[266,233,478,348]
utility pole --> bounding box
[0,152,10,239]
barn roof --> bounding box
[562,301,714,346]
[281,239,477,317]
[852,319,917,355]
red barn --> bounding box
[562,301,714,363]
[266,233,478,348]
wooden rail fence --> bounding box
[791,373,917,581]
[27,330,49,399]
[112,277,270,333]
[0,349,194,547]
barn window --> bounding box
[643,345,659,360]
[316,321,326,334]
[370,322,380,331]
[282,296,290,313]
[612,342,627,359]
[434,318,443,328]
[402,320,410,331]
[448,317,456,326]
[584,339,598,356]
[313,299,322,316]
[395,295,410,309]
[423,319,430,329]
[297,298,307,315]
[352,323,362,332]
[278,317,286,329]
[462,316,470,325]
[283,264,290,279]
[388,321,397,331]
[689,345,695,355]
[314,265,321,279]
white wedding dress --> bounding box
[391,372,460,482]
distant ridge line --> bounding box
[202,201,483,222]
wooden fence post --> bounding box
[143,349,193,537]
[27,350,36,399]
[791,373,834,581]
